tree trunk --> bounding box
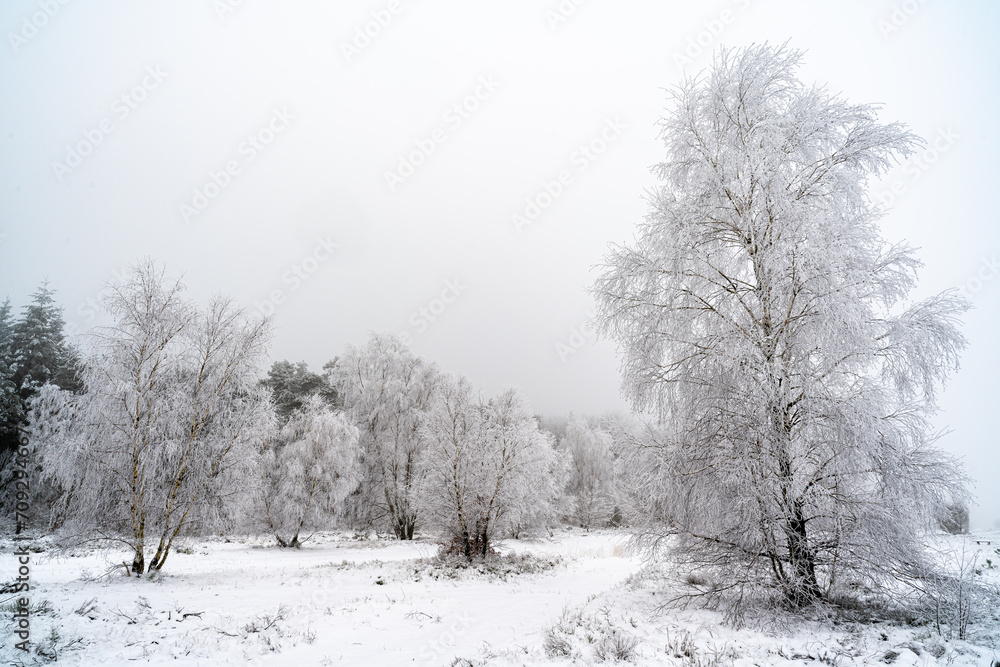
[147,531,168,572]
[131,545,145,576]
[784,500,821,606]
[394,515,415,540]
[461,529,472,562]
[147,543,172,574]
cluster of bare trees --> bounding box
[24,267,624,572]
[333,334,587,558]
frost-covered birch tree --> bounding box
[561,415,617,529]
[262,396,360,547]
[422,377,561,559]
[332,333,438,539]
[593,45,969,608]
[34,261,271,575]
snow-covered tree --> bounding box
[561,415,616,529]
[262,359,340,423]
[593,45,969,608]
[10,282,82,399]
[1,289,80,455]
[23,384,75,529]
[0,298,13,355]
[0,355,24,455]
[506,427,570,539]
[422,377,561,559]
[419,373,481,555]
[262,396,360,547]
[331,333,439,539]
[34,261,271,575]
[2,287,82,528]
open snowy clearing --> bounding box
[2,529,998,666]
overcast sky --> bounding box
[1,0,997,526]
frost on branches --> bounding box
[32,261,272,576]
[421,376,564,560]
[561,415,618,530]
[593,45,970,609]
[261,396,361,548]
[331,333,439,540]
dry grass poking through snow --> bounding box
[1,529,997,666]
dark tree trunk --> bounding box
[461,529,472,562]
[785,500,821,606]
[276,531,302,548]
[394,516,415,540]
[131,547,145,576]
[148,544,171,574]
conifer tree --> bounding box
[10,282,82,400]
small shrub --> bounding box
[243,605,288,634]
[74,598,99,617]
[544,609,583,658]
[594,627,639,662]
[665,629,696,660]
[544,605,641,663]
[414,549,562,582]
[437,534,498,561]
[35,627,60,662]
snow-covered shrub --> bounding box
[543,606,641,663]
[261,396,361,547]
[912,542,1000,641]
[421,376,563,560]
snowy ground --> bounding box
[1,528,998,666]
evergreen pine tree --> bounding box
[0,298,25,451]
[10,281,83,401]
[0,297,13,363]
[262,359,340,422]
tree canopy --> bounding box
[594,44,969,609]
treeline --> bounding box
[0,283,82,452]
[3,262,629,576]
